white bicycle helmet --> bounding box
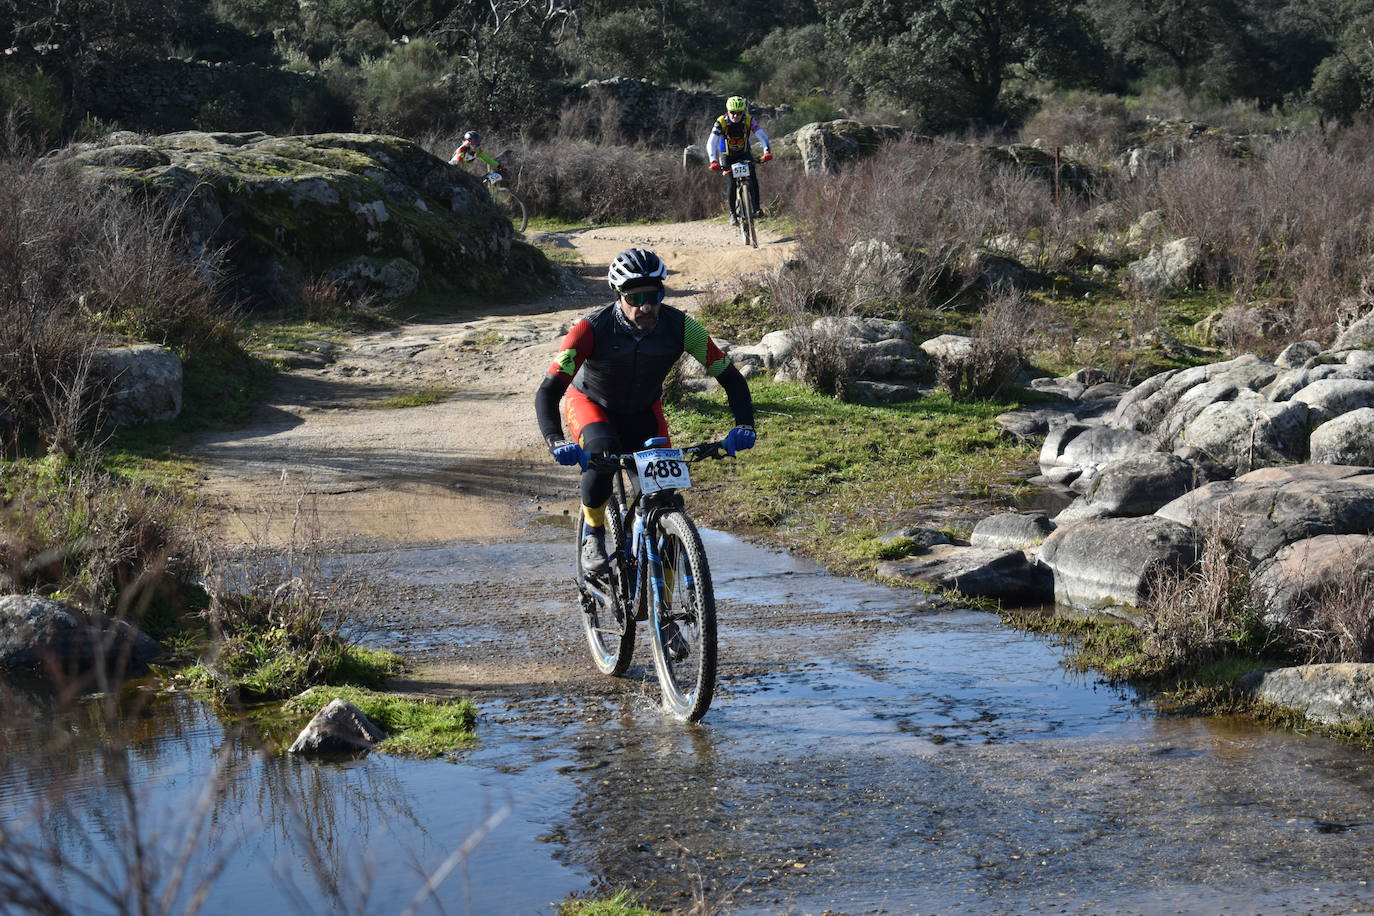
[607,248,668,291]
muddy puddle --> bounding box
[4,530,1374,914]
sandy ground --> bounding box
[191,220,796,546]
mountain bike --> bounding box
[729,160,760,249]
[574,438,732,722]
[484,171,527,233]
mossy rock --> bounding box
[56,131,554,306]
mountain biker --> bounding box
[707,96,772,226]
[449,130,506,175]
[535,247,757,575]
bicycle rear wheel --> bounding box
[648,510,717,721]
[577,488,634,676]
[491,185,528,233]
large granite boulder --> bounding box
[90,345,183,426]
[1113,355,1278,433]
[970,513,1055,551]
[57,132,552,305]
[1038,424,1147,485]
[1310,407,1374,465]
[1173,397,1311,473]
[1239,664,1374,725]
[1127,237,1203,293]
[783,120,905,175]
[1156,465,1374,562]
[0,595,161,676]
[1039,516,1197,612]
[1289,378,1374,424]
[1077,452,1197,517]
[1250,534,1374,628]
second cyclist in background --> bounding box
[449,130,506,174]
[707,96,772,225]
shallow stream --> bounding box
[4,530,1374,914]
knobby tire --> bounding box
[578,481,634,675]
[741,183,758,248]
[648,510,717,721]
[491,184,528,233]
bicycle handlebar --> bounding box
[587,440,732,470]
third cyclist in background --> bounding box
[449,130,506,175]
[708,96,772,226]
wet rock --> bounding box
[970,513,1054,551]
[1156,464,1374,562]
[1039,516,1197,612]
[0,595,161,676]
[877,546,1049,604]
[90,344,183,426]
[289,698,387,755]
[1078,452,1197,517]
[1310,407,1374,465]
[1238,664,1374,726]
[1250,534,1374,628]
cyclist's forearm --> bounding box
[716,364,755,428]
[536,374,571,444]
[477,150,501,170]
[753,125,771,151]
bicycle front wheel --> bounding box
[737,183,754,247]
[491,185,528,233]
[578,492,634,676]
[648,510,717,721]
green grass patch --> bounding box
[557,889,664,916]
[284,685,477,757]
[188,634,407,702]
[526,216,594,233]
[697,293,790,343]
[665,379,1035,573]
[377,387,456,409]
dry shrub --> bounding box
[1139,513,1266,671]
[0,154,229,450]
[1288,558,1374,664]
[938,288,1037,401]
[0,459,208,630]
[1021,93,1131,164]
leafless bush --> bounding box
[0,154,228,450]
[1021,93,1131,164]
[938,288,1034,401]
[1288,556,1374,664]
[1139,513,1264,670]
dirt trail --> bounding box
[191,220,796,545]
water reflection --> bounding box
[0,684,586,914]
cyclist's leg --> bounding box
[722,165,736,219]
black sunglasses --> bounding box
[621,289,664,307]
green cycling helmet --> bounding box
[726,96,747,113]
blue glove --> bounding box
[551,439,586,468]
[723,425,756,456]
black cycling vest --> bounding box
[573,303,686,414]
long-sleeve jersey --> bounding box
[449,141,501,171]
[535,303,754,444]
[708,115,770,164]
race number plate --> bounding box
[730,162,751,178]
[634,448,692,494]
[485,171,503,182]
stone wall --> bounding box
[73,54,345,135]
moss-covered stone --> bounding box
[57,131,554,305]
